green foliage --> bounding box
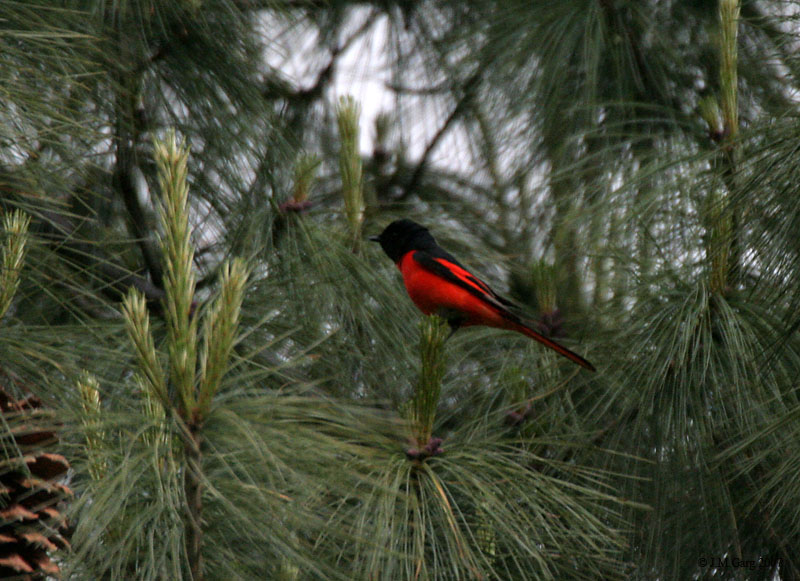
[313,316,629,579]
[719,0,740,139]
[0,210,30,321]
[321,425,630,580]
[3,0,800,579]
[155,132,201,415]
[530,260,557,314]
[407,314,449,445]
[337,96,365,251]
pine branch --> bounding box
[406,315,448,458]
[155,131,199,418]
[704,0,741,294]
[337,96,365,252]
[37,205,167,309]
[77,371,106,481]
[197,259,248,418]
[0,210,30,321]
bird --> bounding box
[370,219,595,371]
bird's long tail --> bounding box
[512,321,596,371]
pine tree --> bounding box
[3,0,800,578]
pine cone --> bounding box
[0,389,71,579]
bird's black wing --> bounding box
[412,250,521,323]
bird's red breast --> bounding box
[398,251,508,328]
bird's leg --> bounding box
[444,317,464,342]
[433,307,464,342]
[445,324,459,342]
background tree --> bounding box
[2,0,800,578]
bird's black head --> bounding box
[369,219,437,263]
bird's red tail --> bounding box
[512,321,596,371]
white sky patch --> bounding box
[258,7,478,169]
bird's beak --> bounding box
[368,235,381,242]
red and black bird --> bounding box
[370,219,595,371]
